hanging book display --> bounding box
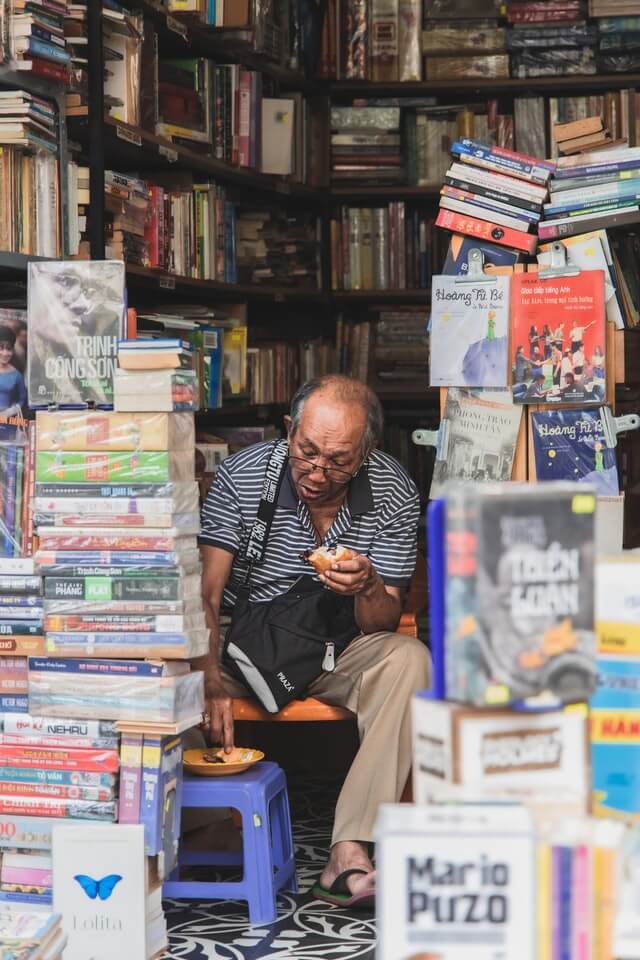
[27,262,126,410]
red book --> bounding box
[510,270,606,406]
[435,209,538,255]
[238,69,252,168]
[37,533,181,551]
[0,779,113,802]
[20,58,69,83]
[0,746,119,772]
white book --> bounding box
[260,98,294,175]
[439,196,531,233]
[376,803,535,960]
[448,161,547,202]
[53,823,148,960]
[430,275,510,389]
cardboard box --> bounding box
[376,802,535,960]
[412,695,589,812]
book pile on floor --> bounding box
[377,484,635,958]
[0,910,65,957]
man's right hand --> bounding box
[205,675,235,753]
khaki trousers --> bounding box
[219,630,431,846]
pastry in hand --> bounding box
[302,544,356,573]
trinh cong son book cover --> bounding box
[27,261,125,409]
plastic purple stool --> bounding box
[163,761,298,925]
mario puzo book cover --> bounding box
[376,802,535,960]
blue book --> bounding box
[0,766,115,787]
[555,154,640,179]
[0,697,28,713]
[531,409,618,495]
[47,632,191,646]
[26,36,71,63]
[0,889,52,906]
[442,235,520,276]
[37,551,189,566]
[0,815,54,850]
[597,16,640,32]
[28,657,185,677]
[545,189,640,216]
[591,656,640,817]
[2,446,16,558]
[451,139,555,182]
[558,846,573,960]
[427,499,446,699]
[140,734,183,874]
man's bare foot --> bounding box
[319,840,375,896]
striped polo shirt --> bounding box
[199,440,420,606]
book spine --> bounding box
[0,746,119,772]
[0,733,117,750]
[398,0,420,81]
[371,0,398,82]
[37,550,189,567]
[0,697,28,713]
[0,780,113,801]
[38,534,184,551]
[117,733,143,824]
[0,623,41,637]
[0,577,40,594]
[555,157,640,179]
[572,844,590,960]
[0,766,114,787]
[25,36,70,63]
[538,209,640,240]
[0,795,116,819]
[2,447,16,557]
[28,655,171,677]
[453,138,554,180]
[1,865,52,886]
[592,845,615,960]
[435,209,537,254]
[344,0,367,79]
[140,735,162,855]
[449,160,546,201]
[0,815,53,850]
[238,69,251,167]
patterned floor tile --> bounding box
[164,778,376,960]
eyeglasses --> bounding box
[288,456,358,484]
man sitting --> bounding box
[198,374,430,908]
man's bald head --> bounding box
[288,375,384,458]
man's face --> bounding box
[288,394,367,507]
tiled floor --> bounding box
[164,777,376,960]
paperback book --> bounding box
[445,483,597,707]
[430,389,523,499]
[531,409,619,495]
[27,261,125,408]
[511,270,607,404]
[430,273,510,388]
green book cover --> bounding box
[35,451,190,484]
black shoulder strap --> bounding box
[244,439,289,569]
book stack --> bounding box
[435,138,554,256]
[594,13,640,73]
[0,91,60,258]
[590,0,640,13]
[422,13,508,82]
[64,4,147,126]
[0,911,65,956]
[104,172,153,268]
[0,557,40,716]
[378,483,630,958]
[8,0,70,82]
[507,8,597,78]
[368,308,429,393]
[553,114,624,156]
[32,410,208,670]
[235,209,321,288]
[114,340,198,413]
[331,203,433,290]
[539,145,640,242]
[330,105,404,186]
[0,713,120,913]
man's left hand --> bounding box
[320,553,379,597]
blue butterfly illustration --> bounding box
[73,874,123,901]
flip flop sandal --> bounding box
[311,868,375,911]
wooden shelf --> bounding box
[328,73,640,99]
[67,117,325,203]
[331,186,441,200]
[138,1,316,92]
[0,251,57,274]
[332,289,429,303]
[125,264,327,302]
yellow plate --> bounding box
[183,747,264,777]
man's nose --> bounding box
[307,463,328,481]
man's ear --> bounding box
[284,415,292,436]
